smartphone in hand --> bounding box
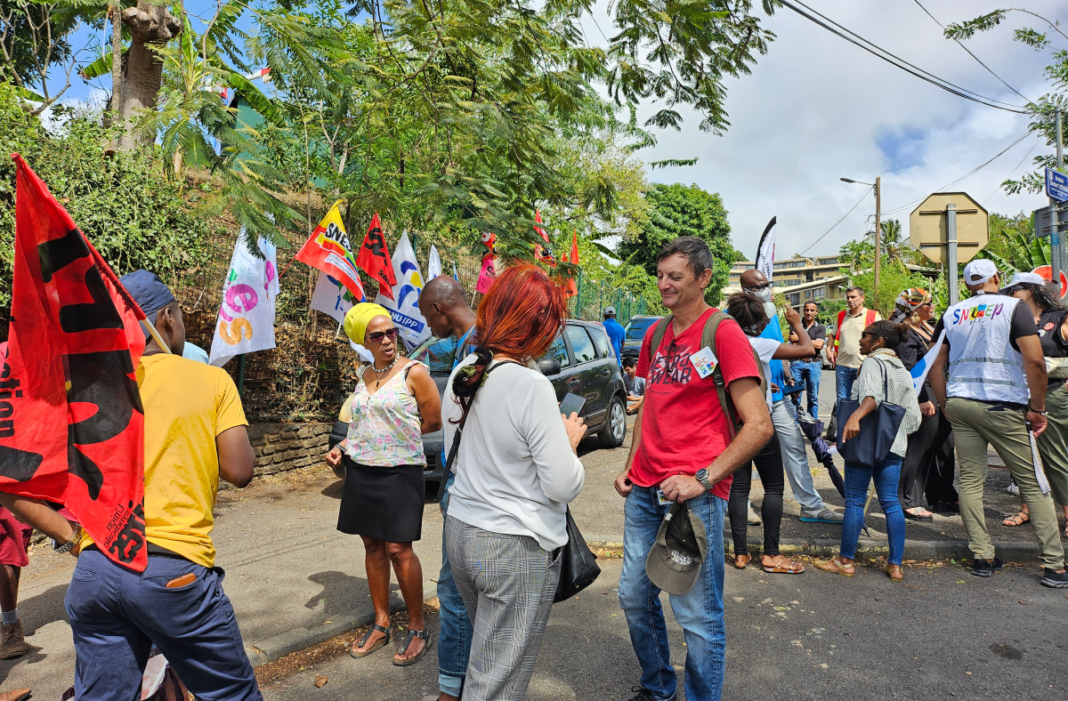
[559,392,587,417]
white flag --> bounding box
[311,272,358,325]
[428,245,443,280]
[754,217,777,283]
[209,233,279,367]
[910,330,945,395]
[375,232,431,350]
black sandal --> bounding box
[351,623,391,658]
[393,628,432,667]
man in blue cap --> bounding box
[64,270,263,700]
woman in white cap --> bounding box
[325,303,442,665]
[999,272,1068,536]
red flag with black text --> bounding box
[533,210,556,266]
[355,213,397,300]
[0,155,148,572]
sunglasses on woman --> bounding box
[367,328,399,343]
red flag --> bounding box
[2,155,148,571]
[560,230,578,298]
[293,201,366,303]
[355,213,397,300]
[533,210,556,266]
[476,253,497,294]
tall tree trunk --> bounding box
[117,0,182,150]
[109,3,122,119]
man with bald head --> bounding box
[417,277,476,701]
[740,269,842,524]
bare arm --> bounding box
[407,363,443,434]
[218,426,255,488]
[1017,334,1049,435]
[0,494,75,544]
[773,307,814,360]
[614,401,645,497]
[929,344,950,412]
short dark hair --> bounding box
[864,320,908,350]
[803,301,819,311]
[622,356,636,368]
[657,236,712,277]
[725,292,768,336]
[846,286,865,297]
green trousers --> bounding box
[1035,383,1068,507]
[944,397,1065,570]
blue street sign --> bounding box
[1046,168,1068,202]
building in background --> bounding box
[724,255,848,311]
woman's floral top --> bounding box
[345,361,427,467]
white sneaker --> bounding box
[1006,481,1019,496]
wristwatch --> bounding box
[53,524,82,554]
[1028,406,1048,415]
[694,469,712,492]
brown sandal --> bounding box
[1002,511,1030,527]
[883,563,904,583]
[814,557,855,577]
[734,553,752,570]
[762,556,805,574]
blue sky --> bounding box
[45,0,1068,258]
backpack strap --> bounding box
[647,314,675,358]
[699,311,766,440]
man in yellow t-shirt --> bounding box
[65,270,261,701]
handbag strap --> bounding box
[444,359,524,476]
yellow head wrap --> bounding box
[344,303,391,345]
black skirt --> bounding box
[337,457,424,543]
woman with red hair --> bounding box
[441,264,587,701]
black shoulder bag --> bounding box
[835,357,906,468]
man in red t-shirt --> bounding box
[614,237,772,701]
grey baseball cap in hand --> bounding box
[645,501,707,596]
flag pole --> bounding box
[140,318,172,354]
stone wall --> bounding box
[248,422,334,477]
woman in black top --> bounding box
[1001,273,1068,536]
[891,288,948,521]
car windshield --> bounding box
[410,335,459,374]
[625,317,658,340]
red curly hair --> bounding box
[476,263,568,361]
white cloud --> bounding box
[621,0,1068,258]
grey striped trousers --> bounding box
[444,516,562,701]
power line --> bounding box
[911,0,1033,104]
[983,140,1040,206]
[880,130,1034,216]
[801,189,871,254]
[779,0,1028,114]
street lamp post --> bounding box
[841,177,881,307]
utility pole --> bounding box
[873,177,881,308]
[1055,108,1065,297]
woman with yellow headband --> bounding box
[325,303,442,666]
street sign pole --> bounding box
[1058,108,1065,297]
[947,203,959,306]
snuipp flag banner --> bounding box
[3,154,148,571]
[209,234,279,367]
[375,232,431,350]
[295,202,367,303]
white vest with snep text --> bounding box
[942,294,1029,405]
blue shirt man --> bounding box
[603,306,626,366]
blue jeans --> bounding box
[842,455,906,566]
[437,473,472,697]
[65,548,260,701]
[835,365,858,405]
[619,487,726,701]
[791,360,821,419]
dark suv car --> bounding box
[329,320,628,493]
[621,315,663,362]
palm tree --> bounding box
[866,218,915,270]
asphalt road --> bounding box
[260,558,1068,701]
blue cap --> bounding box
[120,270,176,339]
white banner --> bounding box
[311,272,355,325]
[428,245,442,280]
[209,234,279,367]
[755,218,776,283]
[909,330,945,395]
[375,232,431,350]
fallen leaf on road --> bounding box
[315,675,328,688]
[1018,600,1027,605]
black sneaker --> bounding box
[1041,568,1068,588]
[970,557,1003,577]
[627,687,676,701]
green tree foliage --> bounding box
[977,211,1049,272]
[0,83,217,310]
[619,183,734,306]
[945,8,1068,195]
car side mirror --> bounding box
[538,357,562,376]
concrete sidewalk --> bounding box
[2,412,1064,697]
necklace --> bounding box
[372,359,397,376]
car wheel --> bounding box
[598,395,627,448]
